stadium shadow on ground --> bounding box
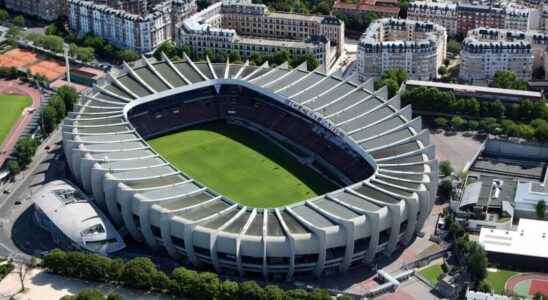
[148,121,340,208]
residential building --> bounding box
[407,2,530,36]
[460,28,533,83]
[4,0,65,21]
[177,0,345,67]
[356,18,447,81]
[332,0,400,19]
[68,0,197,53]
[407,2,458,36]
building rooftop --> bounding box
[479,218,548,259]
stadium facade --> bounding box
[62,54,437,279]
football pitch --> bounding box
[148,121,337,208]
[0,95,32,146]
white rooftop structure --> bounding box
[479,218,548,259]
[33,180,125,255]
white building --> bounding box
[459,28,534,83]
[177,0,344,67]
[356,18,447,81]
[33,180,125,255]
[68,0,196,53]
[407,2,458,36]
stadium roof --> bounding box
[63,53,436,239]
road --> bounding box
[0,130,63,261]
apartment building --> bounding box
[4,0,65,21]
[407,2,458,36]
[460,28,533,83]
[407,2,530,36]
[177,0,345,67]
[68,0,196,53]
[356,18,447,81]
[332,0,400,19]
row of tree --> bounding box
[61,289,124,300]
[41,85,79,135]
[444,215,489,291]
[43,249,351,300]
[6,137,39,175]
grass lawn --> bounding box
[148,121,337,208]
[485,269,519,294]
[418,264,444,286]
[0,95,32,146]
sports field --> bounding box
[149,122,337,208]
[0,95,31,146]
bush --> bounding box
[434,117,448,129]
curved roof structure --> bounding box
[62,53,438,278]
[33,180,125,254]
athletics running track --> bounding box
[506,273,548,298]
[0,80,41,168]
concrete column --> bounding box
[118,188,142,241]
[79,155,96,193]
[386,204,402,255]
[90,167,107,207]
[184,222,200,267]
[139,201,158,250]
[365,212,380,263]
[160,213,180,259]
[102,174,123,225]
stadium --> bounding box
[62,53,438,279]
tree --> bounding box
[41,105,58,134]
[106,293,125,300]
[450,116,465,130]
[56,85,79,112]
[220,280,239,300]
[7,160,21,175]
[192,272,221,300]
[120,257,159,290]
[286,289,309,300]
[309,288,331,300]
[467,120,479,131]
[492,70,528,90]
[171,267,198,297]
[73,288,104,300]
[447,39,460,55]
[533,66,545,80]
[0,9,8,23]
[434,117,448,129]
[438,179,453,199]
[38,35,65,53]
[438,65,448,76]
[12,137,38,167]
[264,284,285,300]
[229,51,242,64]
[239,281,265,300]
[12,15,25,27]
[536,200,546,219]
[271,50,291,66]
[154,41,176,60]
[466,242,488,283]
[117,49,139,62]
[375,78,399,98]
[440,160,453,177]
[50,96,67,123]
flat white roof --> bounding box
[406,80,542,99]
[479,218,548,259]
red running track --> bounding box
[0,80,42,167]
[506,273,548,294]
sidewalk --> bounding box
[0,266,171,300]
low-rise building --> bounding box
[460,28,534,83]
[333,0,400,19]
[405,80,543,103]
[4,0,64,21]
[68,0,196,53]
[356,18,446,81]
[479,218,548,271]
[33,180,126,255]
[177,0,344,67]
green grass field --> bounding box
[148,121,337,208]
[485,269,519,294]
[0,95,32,146]
[418,264,444,286]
